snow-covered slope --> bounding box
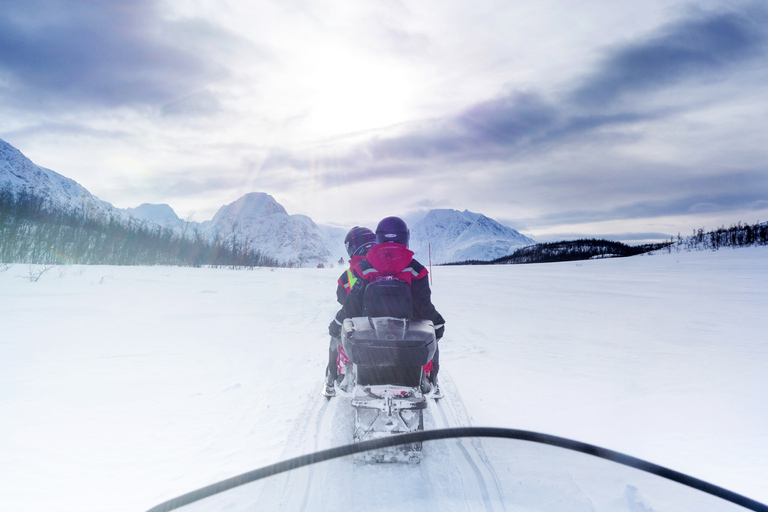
[3,138,534,268]
[1,137,129,223]
[1,139,345,266]
[201,192,340,267]
[124,203,184,229]
[317,223,348,264]
[1,138,188,233]
[2,248,766,511]
[410,209,535,264]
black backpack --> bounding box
[362,277,413,319]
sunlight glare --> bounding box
[301,45,414,137]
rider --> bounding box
[329,216,445,395]
[324,226,377,396]
[336,226,376,305]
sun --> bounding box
[291,43,418,139]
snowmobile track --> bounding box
[254,388,342,510]
[258,372,507,511]
[432,371,508,512]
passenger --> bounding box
[336,227,376,305]
[323,226,377,397]
[329,216,445,396]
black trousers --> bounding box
[327,336,340,379]
[430,342,440,383]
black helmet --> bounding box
[375,216,409,247]
[344,226,376,257]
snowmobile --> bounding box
[339,279,437,463]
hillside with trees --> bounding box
[0,186,279,267]
[445,221,768,266]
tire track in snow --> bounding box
[297,393,340,511]
[263,374,508,511]
[433,371,508,512]
[254,388,336,510]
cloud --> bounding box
[272,89,653,191]
[521,174,768,229]
[407,198,451,210]
[0,0,247,111]
[160,91,224,118]
[570,4,768,107]
[350,5,768,171]
[255,4,768,233]
[456,92,558,145]
[13,1,758,237]
[1,120,133,140]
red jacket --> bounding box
[358,243,428,284]
[332,243,445,338]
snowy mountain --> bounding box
[124,203,184,229]
[4,138,537,268]
[1,137,129,224]
[200,192,340,267]
[410,209,535,264]
[1,138,188,233]
[317,223,348,264]
[1,138,345,267]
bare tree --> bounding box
[27,264,53,282]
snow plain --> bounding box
[1,247,767,511]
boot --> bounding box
[420,373,432,394]
[322,368,336,397]
[430,374,443,399]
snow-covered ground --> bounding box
[1,248,766,511]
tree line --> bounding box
[444,220,768,266]
[667,221,768,252]
[445,239,669,266]
[0,185,280,267]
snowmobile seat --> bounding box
[341,317,436,387]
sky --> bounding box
[1,0,767,243]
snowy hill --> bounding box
[410,209,535,264]
[201,192,340,267]
[3,138,538,268]
[124,203,184,229]
[1,139,345,267]
[1,138,187,233]
[317,223,348,264]
[1,137,129,224]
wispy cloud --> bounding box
[353,5,767,169]
[521,168,768,228]
[570,4,768,107]
[0,0,249,111]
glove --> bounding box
[435,325,444,340]
[329,318,342,339]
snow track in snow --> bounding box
[238,371,510,511]
[431,371,508,512]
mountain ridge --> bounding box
[2,137,533,267]
[410,209,535,264]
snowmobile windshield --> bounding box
[147,428,766,512]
